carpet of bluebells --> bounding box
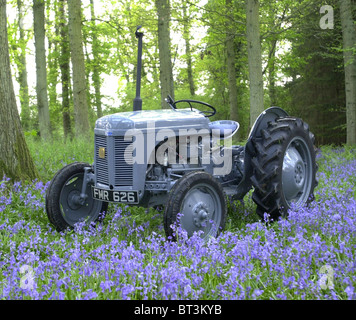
[0,146,355,300]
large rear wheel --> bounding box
[250,117,318,221]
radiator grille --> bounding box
[114,136,133,186]
[95,135,134,187]
[95,135,109,185]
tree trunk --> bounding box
[33,0,51,140]
[155,0,174,108]
[0,0,38,181]
[245,0,264,128]
[17,0,30,132]
[225,0,239,128]
[182,4,195,96]
[340,0,356,145]
[47,1,59,122]
[268,40,277,106]
[264,7,283,108]
[90,0,103,119]
[68,0,90,137]
[58,0,73,141]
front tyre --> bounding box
[251,117,318,221]
[164,171,227,241]
[45,162,108,232]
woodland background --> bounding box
[0,0,356,181]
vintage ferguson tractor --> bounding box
[45,27,318,240]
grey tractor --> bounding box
[45,27,318,240]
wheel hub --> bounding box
[294,162,304,185]
[282,137,313,206]
[192,202,209,228]
[67,190,83,210]
[282,146,305,200]
[177,182,222,239]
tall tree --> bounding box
[225,0,240,126]
[261,4,287,107]
[182,3,195,96]
[155,0,174,108]
[89,0,103,119]
[0,0,38,181]
[68,0,90,136]
[46,0,60,126]
[33,0,51,140]
[340,0,356,145]
[16,0,30,131]
[245,0,264,128]
[58,0,73,140]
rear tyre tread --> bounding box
[251,117,318,221]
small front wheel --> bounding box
[164,171,227,241]
[45,162,108,232]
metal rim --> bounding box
[282,136,313,207]
[59,173,102,227]
[179,182,222,238]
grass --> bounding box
[0,137,355,300]
[26,136,95,182]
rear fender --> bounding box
[247,107,289,140]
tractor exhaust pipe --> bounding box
[133,26,144,111]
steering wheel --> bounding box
[165,95,216,118]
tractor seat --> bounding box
[209,120,239,139]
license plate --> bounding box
[92,187,139,204]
